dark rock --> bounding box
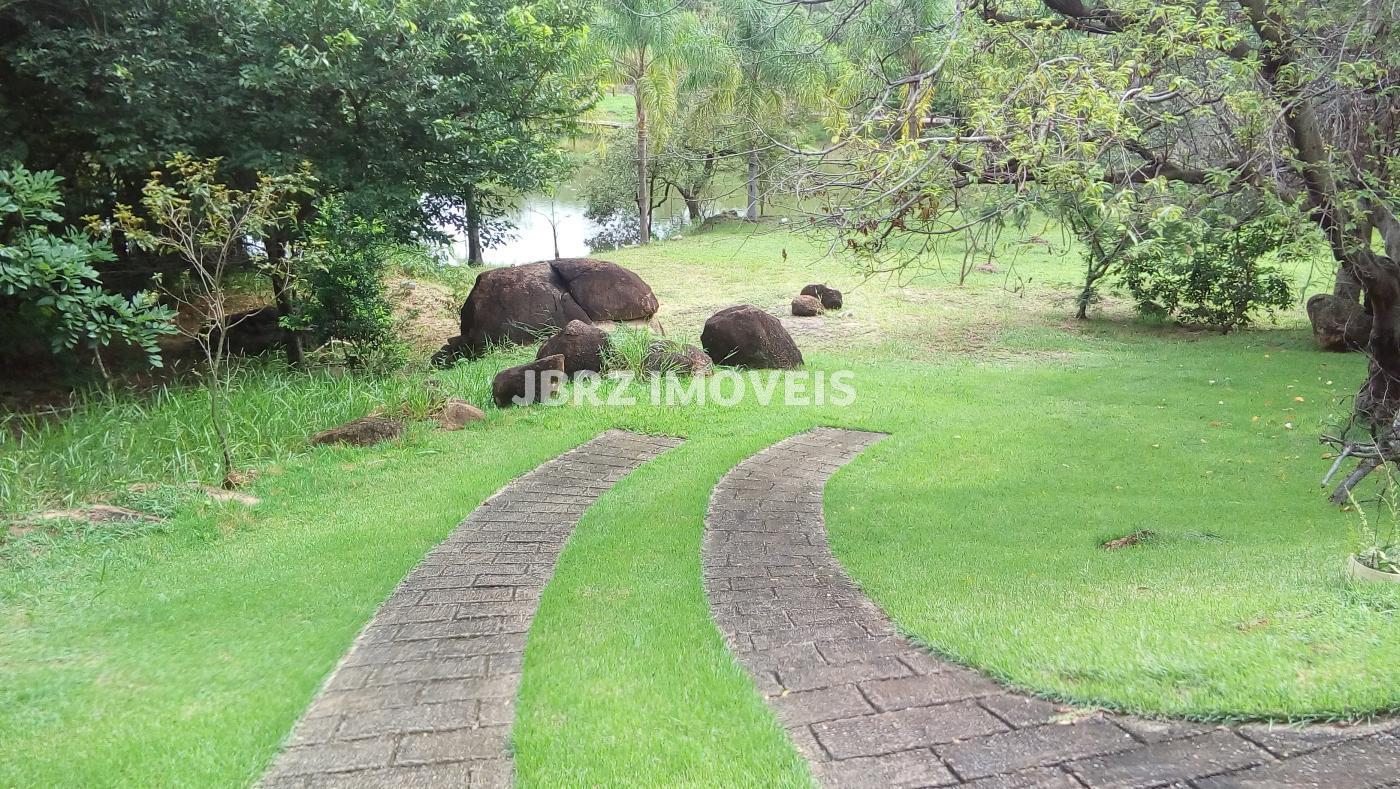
[452,259,659,357]
[643,342,714,376]
[493,354,566,407]
[458,263,589,354]
[310,416,403,447]
[538,320,608,375]
[701,305,804,369]
[550,258,659,321]
[801,283,843,310]
[431,335,473,368]
[1307,293,1370,352]
[791,294,825,317]
[436,399,485,430]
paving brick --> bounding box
[335,701,477,740]
[813,749,957,788]
[813,702,1007,758]
[1068,730,1270,788]
[963,767,1085,788]
[302,762,473,788]
[771,685,876,726]
[859,670,999,711]
[778,656,911,692]
[1234,719,1395,758]
[939,719,1139,779]
[1194,735,1400,788]
[394,727,511,765]
[267,738,396,777]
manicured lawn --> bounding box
[2,220,1397,786]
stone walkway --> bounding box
[703,427,1400,788]
[262,430,682,789]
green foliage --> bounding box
[0,165,173,365]
[0,0,598,270]
[1118,214,1301,333]
[1347,465,1400,575]
[296,198,405,370]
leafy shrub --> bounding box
[1117,215,1300,333]
[0,165,174,365]
[297,197,406,369]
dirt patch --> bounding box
[1102,529,1157,550]
[388,278,460,354]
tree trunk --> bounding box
[636,95,651,245]
[465,185,484,267]
[680,188,703,222]
[746,148,760,221]
[266,239,303,369]
[1243,0,1400,426]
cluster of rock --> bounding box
[313,258,811,440]
[434,258,660,365]
[791,283,842,317]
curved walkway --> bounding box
[263,430,682,789]
[703,427,1400,788]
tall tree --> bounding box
[593,0,710,243]
[716,0,833,220]
[811,0,1398,497]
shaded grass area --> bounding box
[2,222,1397,786]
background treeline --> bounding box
[1,0,596,374]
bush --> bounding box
[297,198,406,369]
[0,165,174,365]
[1117,215,1299,333]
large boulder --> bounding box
[791,295,824,317]
[447,259,659,360]
[1307,293,1371,352]
[551,258,659,320]
[493,354,566,407]
[701,305,804,369]
[538,320,609,375]
[643,342,714,376]
[800,283,843,310]
[457,263,589,354]
[311,416,403,447]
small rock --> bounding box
[310,416,404,447]
[791,294,825,317]
[643,342,714,376]
[800,283,843,310]
[223,469,258,489]
[1102,529,1157,550]
[493,354,566,407]
[538,320,609,375]
[437,398,486,430]
[976,262,998,273]
[197,485,261,507]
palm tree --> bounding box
[716,0,832,220]
[593,0,715,244]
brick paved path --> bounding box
[263,430,682,789]
[703,427,1400,788]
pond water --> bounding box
[444,185,744,265]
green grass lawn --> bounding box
[1,220,1397,787]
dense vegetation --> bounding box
[2,0,1399,784]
